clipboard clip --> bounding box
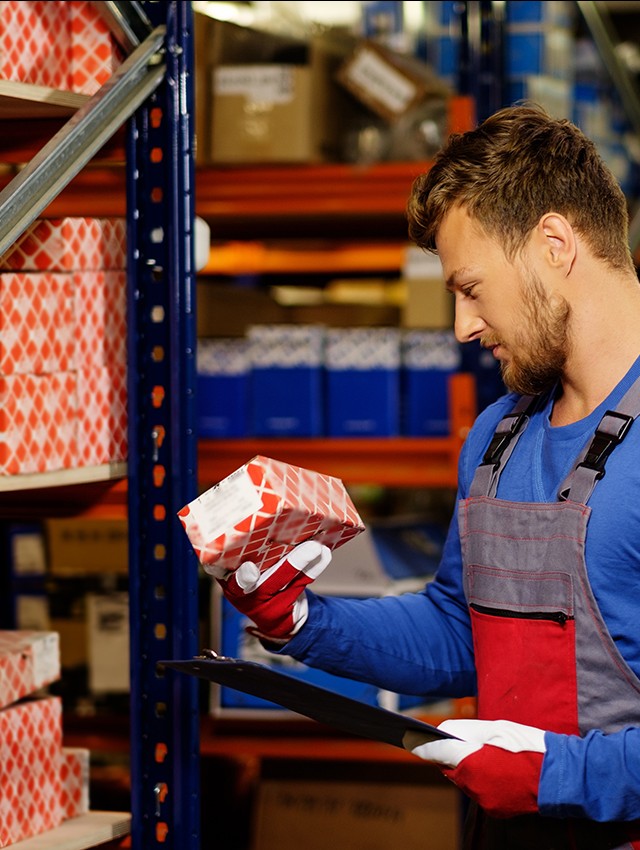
[194,648,233,661]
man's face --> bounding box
[436,205,570,396]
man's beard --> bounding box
[484,271,571,397]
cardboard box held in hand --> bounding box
[178,455,365,575]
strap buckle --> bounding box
[576,410,633,480]
[481,412,529,468]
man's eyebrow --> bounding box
[445,267,475,291]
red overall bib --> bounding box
[459,387,640,849]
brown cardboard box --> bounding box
[46,518,128,576]
[251,779,460,850]
[210,64,315,164]
[336,40,450,124]
[401,276,454,329]
[195,15,355,164]
[197,282,287,338]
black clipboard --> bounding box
[162,651,456,750]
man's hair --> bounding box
[407,103,634,271]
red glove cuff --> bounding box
[443,746,543,818]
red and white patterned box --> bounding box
[60,747,90,820]
[75,270,127,369]
[0,696,64,847]
[77,365,127,466]
[179,456,365,574]
[0,631,60,710]
[0,1,71,89]
[0,272,76,375]
[69,0,123,95]
[0,218,127,272]
[0,371,77,475]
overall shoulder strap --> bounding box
[469,394,541,498]
[558,377,640,504]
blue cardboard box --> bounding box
[197,338,250,438]
[325,328,400,437]
[248,324,324,437]
[401,330,461,437]
[506,1,574,27]
[505,27,574,79]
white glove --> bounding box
[409,718,547,818]
[218,540,332,641]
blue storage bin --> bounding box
[325,328,401,437]
[197,338,250,438]
[248,324,324,437]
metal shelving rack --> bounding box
[126,3,200,848]
[0,2,199,848]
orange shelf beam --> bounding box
[198,374,475,489]
[202,239,408,276]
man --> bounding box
[218,105,640,849]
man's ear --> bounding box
[536,212,576,275]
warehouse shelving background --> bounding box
[2,3,640,850]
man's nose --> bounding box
[454,299,486,344]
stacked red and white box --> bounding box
[0,1,71,89]
[0,217,127,474]
[0,272,76,376]
[0,371,77,475]
[75,270,127,369]
[0,218,127,272]
[60,747,90,819]
[0,631,60,710]
[77,364,127,467]
[179,456,365,574]
[0,696,65,847]
[69,0,122,94]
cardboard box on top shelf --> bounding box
[251,778,460,850]
[69,0,123,95]
[195,13,356,164]
[0,0,71,89]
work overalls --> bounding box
[459,385,640,849]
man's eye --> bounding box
[461,286,477,299]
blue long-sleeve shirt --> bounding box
[284,355,640,822]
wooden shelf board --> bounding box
[9,812,130,850]
[0,462,127,493]
[0,80,88,119]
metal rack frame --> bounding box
[127,2,200,848]
[0,2,199,847]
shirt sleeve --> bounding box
[276,396,515,697]
[540,727,640,821]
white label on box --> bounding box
[196,466,262,540]
[33,632,59,687]
[345,47,417,116]
[214,65,296,104]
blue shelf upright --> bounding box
[126,2,200,849]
